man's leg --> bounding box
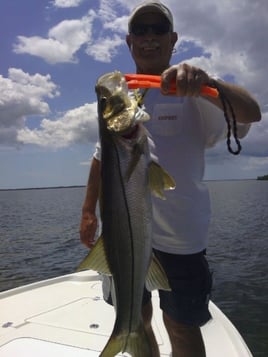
[142,301,160,357]
[153,249,212,357]
[163,312,206,357]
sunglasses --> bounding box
[130,23,171,36]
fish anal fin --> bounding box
[76,235,111,275]
[145,254,171,291]
[149,161,176,200]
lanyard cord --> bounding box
[210,80,242,155]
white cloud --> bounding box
[0,68,59,146]
[14,36,79,64]
[6,0,268,161]
[86,34,124,62]
[165,0,268,163]
[52,0,85,7]
[241,112,268,157]
[13,2,129,65]
[168,0,268,103]
[17,103,99,148]
[14,12,96,64]
[242,156,268,173]
[98,0,118,22]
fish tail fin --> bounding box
[125,323,153,357]
[99,334,124,357]
[100,322,152,357]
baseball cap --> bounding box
[128,1,174,32]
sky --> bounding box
[0,0,267,189]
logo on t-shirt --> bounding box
[158,115,177,121]
[152,104,183,136]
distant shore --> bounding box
[0,178,263,191]
[0,185,86,192]
[257,175,268,180]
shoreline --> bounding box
[0,178,262,192]
[0,185,86,192]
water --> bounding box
[207,181,268,357]
[0,181,267,356]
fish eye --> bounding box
[100,96,108,112]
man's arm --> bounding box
[161,63,261,124]
[205,78,261,124]
[80,157,101,248]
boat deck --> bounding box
[0,271,252,356]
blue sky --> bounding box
[0,0,267,189]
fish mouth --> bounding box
[106,104,137,133]
[100,93,137,133]
[96,70,149,134]
[102,95,126,120]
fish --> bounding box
[77,71,175,357]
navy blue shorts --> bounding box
[104,249,212,327]
[144,249,213,327]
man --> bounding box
[80,2,261,356]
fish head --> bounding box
[95,71,149,134]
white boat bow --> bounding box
[0,270,252,356]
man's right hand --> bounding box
[79,212,98,249]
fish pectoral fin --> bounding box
[145,254,171,291]
[76,235,111,275]
[149,161,176,200]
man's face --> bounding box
[126,12,178,74]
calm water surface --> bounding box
[0,181,267,356]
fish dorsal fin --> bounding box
[148,161,176,200]
[76,235,111,275]
[145,254,171,291]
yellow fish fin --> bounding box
[148,161,176,200]
[76,235,111,275]
[100,334,124,357]
[100,322,152,357]
[145,254,171,291]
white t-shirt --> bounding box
[94,89,250,254]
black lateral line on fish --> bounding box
[113,137,136,345]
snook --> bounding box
[77,71,175,357]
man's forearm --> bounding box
[82,157,101,214]
[206,78,261,124]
